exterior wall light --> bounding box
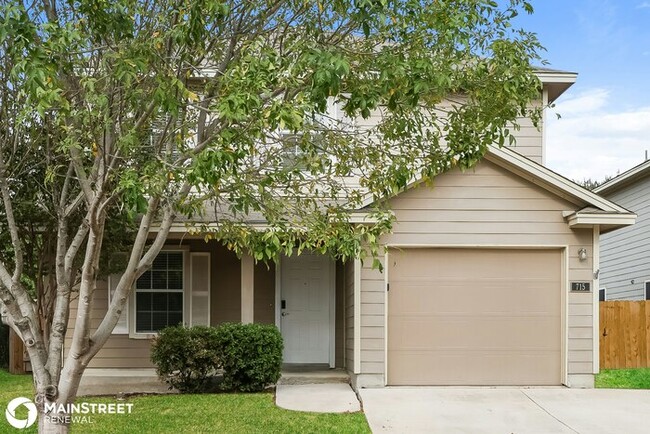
[578,248,588,262]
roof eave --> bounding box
[535,71,578,104]
[565,212,637,232]
[595,159,650,196]
[485,146,630,214]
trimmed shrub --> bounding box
[214,323,283,392]
[150,325,220,393]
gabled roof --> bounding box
[594,159,650,196]
[362,145,635,233]
[486,146,635,233]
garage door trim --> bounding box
[383,244,568,386]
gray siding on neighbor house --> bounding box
[358,159,596,380]
[600,175,650,300]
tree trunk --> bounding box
[38,409,69,434]
[33,358,87,434]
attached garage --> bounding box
[387,248,563,386]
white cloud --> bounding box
[545,88,650,182]
[637,2,650,9]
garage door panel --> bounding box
[391,316,560,350]
[389,250,559,281]
[389,352,560,385]
[389,282,560,315]
[388,248,562,386]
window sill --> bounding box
[129,333,157,340]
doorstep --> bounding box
[278,364,350,385]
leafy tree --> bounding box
[577,176,613,191]
[0,0,543,431]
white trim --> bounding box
[535,71,578,84]
[561,246,569,386]
[189,252,211,327]
[599,287,607,302]
[542,88,548,166]
[385,243,568,249]
[592,225,600,375]
[645,281,650,301]
[329,259,336,369]
[353,258,362,374]
[566,213,636,228]
[160,212,383,233]
[383,244,569,387]
[274,259,281,328]
[383,250,389,386]
[486,146,630,214]
[240,254,255,324]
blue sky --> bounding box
[514,0,650,182]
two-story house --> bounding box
[67,68,635,393]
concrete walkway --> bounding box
[360,387,650,433]
[275,383,361,413]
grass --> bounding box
[596,368,650,389]
[0,370,370,433]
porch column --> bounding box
[241,254,255,324]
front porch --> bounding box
[78,239,351,376]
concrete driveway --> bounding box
[359,387,650,433]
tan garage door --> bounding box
[388,248,562,386]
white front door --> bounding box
[280,252,332,364]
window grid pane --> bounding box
[136,252,183,333]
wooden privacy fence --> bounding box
[600,301,650,369]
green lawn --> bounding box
[0,370,370,433]
[596,368,650,389]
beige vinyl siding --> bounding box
[344,260,355,371]
[505,98,543,164]
[66,279,154,369]
[359,159,594,378]
[354,96,544,166]
[66,240,243,369]
[600,175,650,300]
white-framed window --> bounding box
[599,287,606,302]
[134,251,185,333]
[645,281,650,301]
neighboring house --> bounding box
[65,68,636,392]
[596,162,650,301]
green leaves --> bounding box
[0,0,544,274]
